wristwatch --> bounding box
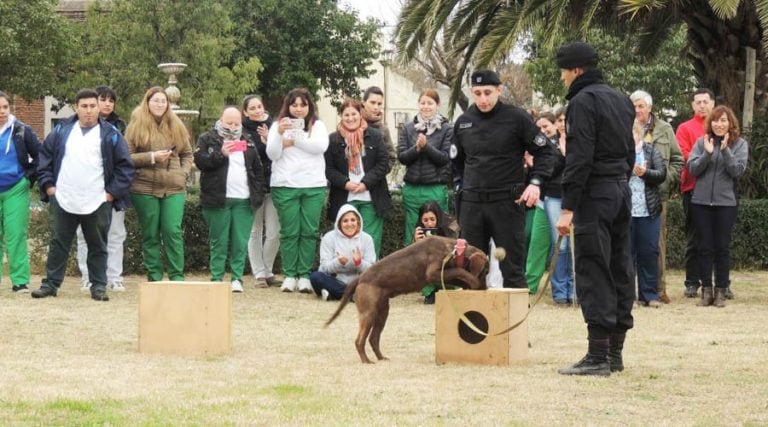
[529,177,542,186]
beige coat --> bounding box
[128,133,193,197]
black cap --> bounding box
[470,69,501,86]
[556,42,599,69]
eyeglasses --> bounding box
[149,98,168,105]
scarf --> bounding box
[414,113,445,136]
[242,115,270,133]
[565,68,605,100]
[338,119,368,174]
[642,113,655,144]
[215,119,242,141]
[0,114,16,155]
[362,110,382,128]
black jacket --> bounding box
[561,69,635,211]
[104,112,127,135]
[634,143,667,217]
[398,117,452,185]
[194,129,266,210]
[325,127,392,220]
[453,102,554,196]
[543,134,565,199]
[242,116,273,190]
[7,120,41,186]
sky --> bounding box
[343,0,402,45]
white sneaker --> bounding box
[231,279,244,293]
[281,277,297,293]
[80,280,92,292]
[110,281,126,292]
[297,278,313,294]
[321,289,330,301]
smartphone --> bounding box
[168,145,176,152]
[231,140,247,152]
[422,228,440,237]
[289,118,305,130]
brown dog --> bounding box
[325,236,489,364]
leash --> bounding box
[440,235,567,337]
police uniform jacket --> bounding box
[561,69,635,211]
[453,102,554,198]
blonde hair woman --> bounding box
[125,86,193,281]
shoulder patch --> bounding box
[534,133,548,147]
[459,122,473,129]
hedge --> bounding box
[26,194,768,276]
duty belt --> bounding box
[460,190,514,202]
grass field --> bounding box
[1,270,767,425]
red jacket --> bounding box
[676,115,706,193]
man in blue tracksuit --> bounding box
[31,89,134,302]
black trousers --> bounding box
[43,197,112,291]
[459,198,526,288]
[691,204,737,288]
[573,181,634,339]
[682,191,700,286]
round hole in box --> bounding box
[458,311,488,344]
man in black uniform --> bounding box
[554,43,635,376]
[453,70,554,288]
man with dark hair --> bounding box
[76,85,130,293]
[453,69,554,289]
[554,42,635,376]
[32,89,134,301]
[676,88,722,298]
[362,86,396,169]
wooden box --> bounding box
[435,288,529,366]
[139,281,232,356]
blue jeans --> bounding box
[630,215,661,302]
[543,197,574,302]
[309,271,348,300]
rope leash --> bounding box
[440,235,567,337]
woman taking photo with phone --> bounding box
[326,98,392,257]
[194,106,265,293]
[125,86,193,281]
[397,89,452,245]
[267,88,329,294]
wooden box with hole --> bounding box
[139,281,232,356]
[435,288,529,366]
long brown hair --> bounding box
[705,105,740,147]
[125,86,190,151]
[277,88,317,132]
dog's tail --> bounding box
[324,277,359,328]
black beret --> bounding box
[556,42,599,69]
[470,69,501,86]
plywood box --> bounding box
[139,281,232,356]
[435,289,528,366]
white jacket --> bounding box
[266,119,329,187]
[318,204,376,285]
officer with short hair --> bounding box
[554,42,635,376]
[453,69,554,289]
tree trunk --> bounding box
[684,3,766,116]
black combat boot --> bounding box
[713,287,727,308]
[558,337,610,377]
[608,332,626,372]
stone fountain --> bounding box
[157,63,199,122]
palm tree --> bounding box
[395,0,768,114]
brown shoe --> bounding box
[713,287,727,308]
[253,278,269,288]
[697,287,714,307]
[659,290,671,304]
[265,276,283,286]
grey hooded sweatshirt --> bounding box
[318,204,377,285]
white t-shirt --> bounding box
[56,125,107,214]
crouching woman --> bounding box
[310,204,376,300]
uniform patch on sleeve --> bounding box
[534,133,548,147]
[459,122,473,129]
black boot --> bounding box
[608,332,626,372]
[713,287,726,308]
[697,286,714,307]
[558,337,610,376]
